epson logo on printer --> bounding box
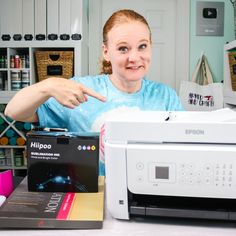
[30,142,52,150]
[185,129,204,135]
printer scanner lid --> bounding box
[105,108,236,144]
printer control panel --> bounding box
[127,143,236,199]
[179,162,233,187]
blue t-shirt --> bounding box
[37,74,183,175]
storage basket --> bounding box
[228,51,236,91]
[35,51,74,81]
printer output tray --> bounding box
[129,192,236,221]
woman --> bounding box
[5,9,183,175]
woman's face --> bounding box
[102,21,152,92]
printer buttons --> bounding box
[204,177,211,184]
[204,164,213,173]
[136,162,144,170]
[188,177,194,185]
[187,163,195,170]
[136,176,144,183]
[180,163,186,169]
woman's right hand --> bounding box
[5,77,106,123]
[44,77,106,109]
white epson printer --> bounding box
[105,109,236,221]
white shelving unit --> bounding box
[0,145,26,176]
[223,40,236,107]
[0,112,28,176]
[0,42,87,176]
[0,0,89,176]
[0,41,87,103]
[0,46,31,103]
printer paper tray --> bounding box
[129,193,236,221]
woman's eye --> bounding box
[118,46,128,53]
[139,44,147,50]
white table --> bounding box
[0,177,235,235]
[1,207,236,236]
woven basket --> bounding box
[35,51,74,81]
[228,51,236,91]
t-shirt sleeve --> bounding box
[149,81,184,111]
[168,89,185,111]
[37,97,70,128]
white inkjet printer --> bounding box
[105,109,236,221]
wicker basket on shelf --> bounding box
[228,50,236,91]
[35,51,74,81]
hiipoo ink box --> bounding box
[26,130,99,193]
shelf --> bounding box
[0,108,28,176]
[0,43,85,102]
[224,40,236,51]
[0,145,25,149]
[0,0,88,177]
[0,166,26,170]
[223,40,236,106]
[0,47,31,102]
[0,91,18,103]
[0,44,86,176]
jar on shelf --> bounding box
[21,70,30,88]
[11,70,21,91]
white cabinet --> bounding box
[0,0,89,176]
[223,40,236,107]
[0,46,31,103]
[0,42,86,176]
[0,41,87,103]
[0,0,88,42]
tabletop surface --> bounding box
[0,177,235,235]
[1,205,236,236]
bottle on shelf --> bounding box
[14,55,20,69]
[21,55,25,68]
[4,55,7,68]
[10,54,29,69]
[10,55,14,68]
[25,55,29,68]
[0,148,5,166]
[0,55,7,68]
[0,71,7,91]
[14,150,23,167]
[0,56,4,68]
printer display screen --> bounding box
[155,166,169,179]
